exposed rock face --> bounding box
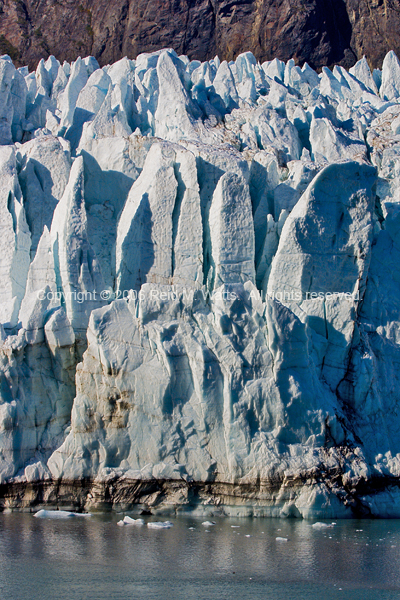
[2,0,400,71]
[1,46,400,517]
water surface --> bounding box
[1,512,399,599]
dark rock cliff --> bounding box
[0,0,399,72]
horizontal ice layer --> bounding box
[0,49,400,517]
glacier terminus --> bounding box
[0,47,400,518]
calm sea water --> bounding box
[1,512,400,600]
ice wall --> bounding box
[1,49,400,517]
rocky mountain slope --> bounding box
[1,45,400,517]
[2,0,400,71]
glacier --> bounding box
[0,48,400,518]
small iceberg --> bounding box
[276,537,288,542]
[34,509,91,519]
[147,521,173,529]
[201,521,216,527]
[117,516,145,526]
[312,522,334,530]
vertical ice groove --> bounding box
[171,163,186,276]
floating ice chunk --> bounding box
[118,516,145,526]
[34,510,91,519]
[202,521,216,527]
[312,522,334,529]
[123,516,145,525]
[276,537,288,541]
[147,521,174,529]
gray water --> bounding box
[1,512,400,600]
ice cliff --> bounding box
[1,49,400,518]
